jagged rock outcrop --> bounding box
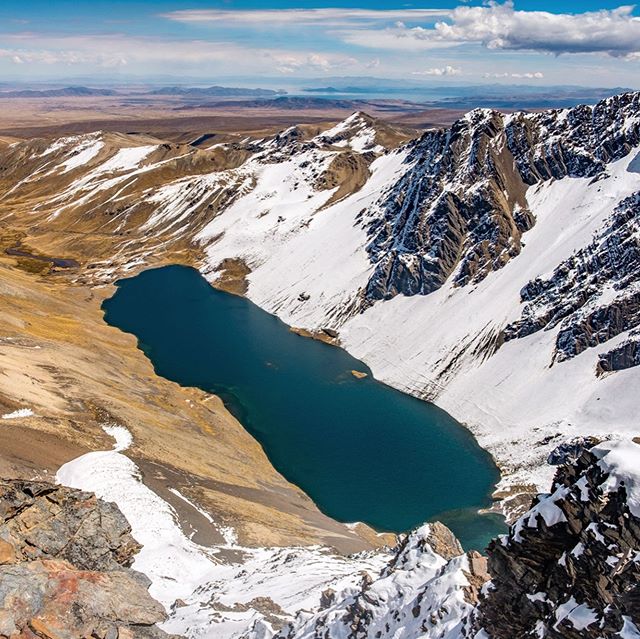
[364,109,535,301]
[0,479,178,639]
[363,92,640,303]
[504,190,640,363]
[469,439,640,639]
[598,333,640,374]
[270,523,487,639]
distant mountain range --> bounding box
[0,86,117,98]
[148,85,287,97]
[1,82,634,113]
[175,95,362,110]
[300,83,633,110]
[0,84,289,99]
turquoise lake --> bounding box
[102,265,507,550]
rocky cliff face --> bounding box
[503,187,640,365]
[363,92,640,304]
[364,108,535,301]
[470,439,640,639]
[0,479,178,639]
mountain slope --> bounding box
[1,93,639,509]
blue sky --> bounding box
[0,1,638,87]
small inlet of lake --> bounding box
[102,265,507,550]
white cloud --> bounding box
[160,8,451,27]
[483,71,544,79]
[0,47,130,68]
[272,52,357,74]
[341,2,640,58]
[0,34,359,75]
[342,29,456,51]
[412,65,461,76]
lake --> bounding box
[102,265,507,550]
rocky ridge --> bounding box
[503,186,640,365]
[0,479,178,639]
[470,438,640,639]
[271,523,488,639]
[363,92,640,310]
[3,436,638,639]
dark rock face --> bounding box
[597,334,640,375]
[0,479,179,639]
[364,109,533,301]
[469,443,640,638]
[362,92,640,307]
[0,479,140,571]
[506,92,640,184]
[547,437,601,466]
[503,191,640,364]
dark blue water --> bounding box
[102,265,506,550]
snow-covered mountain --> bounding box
[3,91,640,639]
[1,92,639,508]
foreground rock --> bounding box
[0,479,178,639]
[470,439,640,638]
[270,523,488,639]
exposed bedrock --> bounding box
[0,479,178,639]
[363,92,640,312]
[504,190,640,364]
[470,441,640,639]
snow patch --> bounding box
[60,139,105,173]
[593,439,640,518]
[513,486,569,542]
[554,597,599,631]
[55,431,391,638]
[1,408,34,420]
[102,424,133,452]
[620,616,640,638]
[98,145,156,173]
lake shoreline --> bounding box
[104,264,507,550]
[203,268,535,525]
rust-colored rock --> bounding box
[0,479,180,639]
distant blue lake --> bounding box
[102,265,506,550]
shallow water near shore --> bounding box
[102,264,507,550]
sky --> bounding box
[0,1,639,88]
